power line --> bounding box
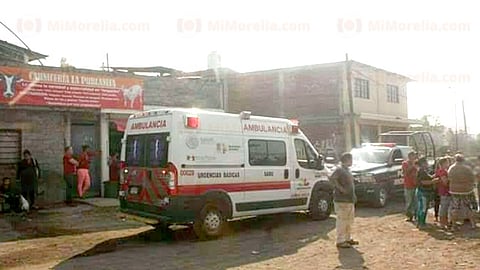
[0,20,43,66]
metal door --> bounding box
[71,124,100,196]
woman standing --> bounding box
[17,150,40,209]
[77,145,92,198]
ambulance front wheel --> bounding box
[309,190,332,220]
[194,202,226,239]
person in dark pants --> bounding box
[416,158,439,228]
[63,146,78,206]
[17,150,40,210]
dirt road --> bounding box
[1,199,480,270]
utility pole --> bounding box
[455,102,459,152]
[462,99,467,134]
[345,54,356,149]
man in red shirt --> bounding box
[63,146,78,206]
[402,151,418,222]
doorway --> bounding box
[71,123,100,197]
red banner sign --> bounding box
[0,66,143,110]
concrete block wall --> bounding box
[0,109,66,203]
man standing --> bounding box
[473,156,480,212]
[330,153,358,248]
[108,153,120,182]
[402,151,418,222]
[448,154,476,230]
[17,150,40,210]
[63,146,78,206]
[415,158,439,228]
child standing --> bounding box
[436,158,451,228]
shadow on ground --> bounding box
[337,247,368,270]
[354,194,405,218]
[0,204,143,242]
[55,212,336,270]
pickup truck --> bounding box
[351,131,436,207]
[350,143,412,207]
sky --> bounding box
[2,0,479,133]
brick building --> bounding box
[225,60,417,154]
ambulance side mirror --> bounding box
[315,155,325,170]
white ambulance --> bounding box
[119,108,333,239]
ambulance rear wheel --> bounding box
[309,190,332,220]
[194,202,226,240]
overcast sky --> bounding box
[2,0,479,133]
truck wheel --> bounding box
[372,187,388,208]
[194,202,226,240]
[309,190,332,220]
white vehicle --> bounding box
[119,108,333,239]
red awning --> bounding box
[111,119,127,132]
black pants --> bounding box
[1,194,22,213]
[434,194,440,219]
[21,184,35,207]
[64,174,75,203]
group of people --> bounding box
[403,151,478,230]
[63,145,97,206]
[0,145,96,214]
[329,150,480,249]
[0,150,41,214]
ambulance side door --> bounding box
[240,137,291,212]
[291,138,317,205]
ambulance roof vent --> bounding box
[240,111,251,120]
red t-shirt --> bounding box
[78,152,90,169]
[402,160,417,189]
[435,168,449,196]
[109,160,120,181]
[63,154,76,175]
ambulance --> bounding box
[119,108,333,239]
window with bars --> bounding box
[0,130,21,164]
[387,84,400,103]
[354,78,370,99]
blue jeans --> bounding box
[416,189,434,225]
[404,188,416,219]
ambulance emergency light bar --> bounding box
[290,119,299,133]
[185,114,199,128]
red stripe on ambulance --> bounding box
[177,181,290,196]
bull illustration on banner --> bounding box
[0,72,23,99]
[121,84,143,108]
